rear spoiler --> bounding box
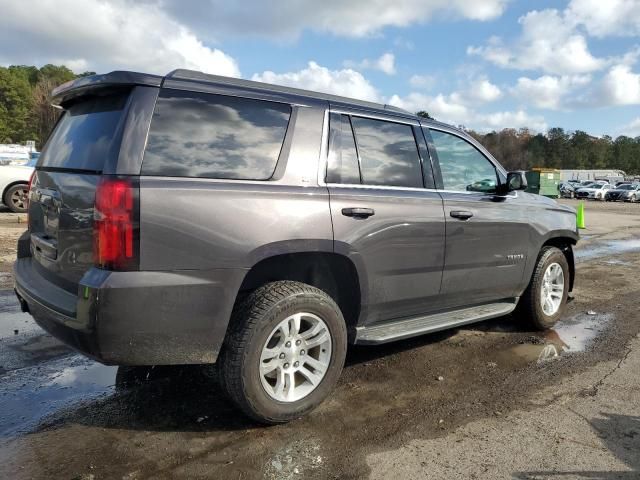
[51,71,163,107]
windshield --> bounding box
[619,185,633,190]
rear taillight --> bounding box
[94,177,139,270]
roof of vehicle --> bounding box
[51,69,433,123]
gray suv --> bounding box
[14,70,578,423]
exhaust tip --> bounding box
[14,290,29,313]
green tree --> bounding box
[416,110,433,120]
[0,67,35,143]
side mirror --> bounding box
[506,171,528,192]
[495,171,527,196]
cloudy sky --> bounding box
[1,0,639,136]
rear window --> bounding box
[142,90,291,180]
[40,93,128,171]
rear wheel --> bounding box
[519,246,569,330]
[4,184,29,213]
[218,281,347,424]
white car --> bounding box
[574,182,611,201]
[0,160,35,212]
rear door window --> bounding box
[143,90,291,180]
[40,92,129,172]
[350,117,423,188]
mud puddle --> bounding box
[0,356,117,437]
[496,312,612,366]
[575,239,640,261]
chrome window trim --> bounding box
[329,108,419,127]
[318,109,518,198]
[318,108,422,189]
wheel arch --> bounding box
[237,249,365,340]
[541,236,576,292]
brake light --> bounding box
[94,177,139,270]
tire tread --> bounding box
[218,280,344,423]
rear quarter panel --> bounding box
[139,180,333,270]
[138,101,333,271]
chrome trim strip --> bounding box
[317,108,518,198]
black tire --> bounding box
[218,281,347,424]
[519,246,570,330]
[4,183,29,213]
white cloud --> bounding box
[409,74,437,89]
[567,0,640,37]
[389,92,546,132]
[0,0,240,76]
[468,8,606,75]
[598,65,640,106]
[511,75,591,110]
[161,0,510,40]
[620,118,640,137]
[463,77,502,103]
[252,62,381,102]
[344,53,396,75]
[479,110,547,132]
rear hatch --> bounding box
[29,90,130,294]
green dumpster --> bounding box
[525,168,560,198]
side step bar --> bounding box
[354,299,518,345]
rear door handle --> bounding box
[450,210,474,220]
[342,207,375,219]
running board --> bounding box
[354,299,518,345]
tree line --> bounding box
[0,65,93,148]
[417,112,640,176]
[1,66,639,175]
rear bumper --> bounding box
[14,257,247,365]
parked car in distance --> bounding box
[559,182,576,198]
[605,183,640,202]
[575,182,611,200]
[14,70,579,423]
[0,158,35,212]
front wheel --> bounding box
[519,246,569,330]
[218,281,347,424]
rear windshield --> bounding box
[142,89,291,180]
[39,92,128,172]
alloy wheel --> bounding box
[540,262,565,316]
[259,312,332,403]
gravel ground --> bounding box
[0,199,639,479]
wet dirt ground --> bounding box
[1,199,640,479]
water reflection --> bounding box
[575,239,640,261]
[0,356,116,437]
[498,312,612,366]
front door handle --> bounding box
[450,210,474,220]
[342,207,375,219]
